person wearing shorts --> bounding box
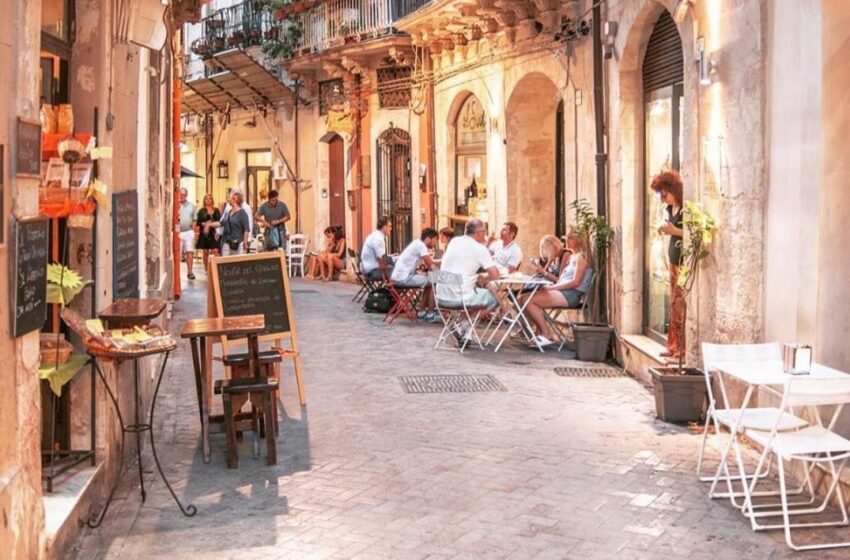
[177,187,197,280]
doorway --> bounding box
[328,134,345,237]
[642,10,684,343]
[245,149,272,212]
[376,126,412,254]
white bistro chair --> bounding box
[699,343,810,506]
[743,374,850,551]
[286,234,309,278]
[428,270,488,353]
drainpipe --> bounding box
[294,81,301,234]
[172,36,182,300]
[426,47,438,226]
[592,1,608,321]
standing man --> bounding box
[488,222,522,274]
[177,187,197,280]
[361,216,393,280]
[255,189,291,251]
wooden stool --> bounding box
[217,350,282,469]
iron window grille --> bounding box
[376,66,412,109]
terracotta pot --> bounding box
[649,366,708,423]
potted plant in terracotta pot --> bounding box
[649,201,717,422]
[569,199,615,362]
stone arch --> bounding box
[505,72,560,261]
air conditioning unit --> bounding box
[126,0,168,50]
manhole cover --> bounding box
[554,366,624,378]
[399,374,506,394]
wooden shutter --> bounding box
[642,11,684,92]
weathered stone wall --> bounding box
[0,1,47,558]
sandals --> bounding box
[187,273,196,280]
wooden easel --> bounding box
[207,251,305,406]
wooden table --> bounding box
[181,314,265,464]
[99,298,166,329]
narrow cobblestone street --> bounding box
[69,273,845,559]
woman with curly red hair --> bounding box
[650,170,685,361]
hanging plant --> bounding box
[46,263,86,306]
[261,21,303,61]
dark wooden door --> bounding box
[328,135,345,236]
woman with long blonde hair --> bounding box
[196,193,221,269]
[532,234,572,282]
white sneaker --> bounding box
[531,335,554,348]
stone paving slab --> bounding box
[68,271,849,559]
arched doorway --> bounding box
[376,126,412,254]
[505,73,560,260]
[327,134,345,238]
[452,93,487,231]
[642,9,684,342]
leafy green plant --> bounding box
[570,199,614,325]
[261,21,303,61]
[46,263,85,306]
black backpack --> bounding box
[363,288,392,314]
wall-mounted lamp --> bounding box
[217,160,229,179]
[418,163,427,192]
[603,21,618,59]
[672,0,692,24]
[697,36,714,86]
[346,190,356,210]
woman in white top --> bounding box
[520,229,592,347]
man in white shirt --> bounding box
[488,222,523,274]
[437,218,500,308]
[360,216,392,280]
[392,228,440,321]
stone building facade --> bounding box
[2,0,181,557]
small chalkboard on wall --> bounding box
[112,191,140,299]
[11,216,49,336]
[16,118,41,177]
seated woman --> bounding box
[317,226,346,282]
[305,227,335,280]
[521,229,593,348]
[531,234,571,283]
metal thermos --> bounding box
[783,343,812,375]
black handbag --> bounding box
[363,288,393,314]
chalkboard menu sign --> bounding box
[211,252,294,339]
[11,217,49,336]
[16,118,41,177]
[112,191,139,299]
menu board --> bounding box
[11,217,49,336]
[210,252,293,339]
[111,191,139,299]
[16,118,41,176]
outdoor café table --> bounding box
[708,359,849,503]
[180,314,265,465]
[486,276,551,353]
[86,298,196,527]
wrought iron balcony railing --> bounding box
[277,0,431,58]
[190,1,277,59]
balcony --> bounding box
[189,1,277,61]
[279,0,432,58]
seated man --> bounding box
[488,221,523,275]
[360,216,392,281]
[437,219,500,342]
[391,228,439,321]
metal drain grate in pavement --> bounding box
[399,374,506,394]
[554,366,625,378]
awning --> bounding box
[181,49,295,115]
[180,166,204,179]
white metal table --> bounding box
[485,276,551,353]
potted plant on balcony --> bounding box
[264,25,279,40]
[228,30,246,47]
[261,21,303,62]
[648,201,717,423]
[212,36,226,51]
[569,199,615,362]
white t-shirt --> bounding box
[391,239,429,281]
[489,239,523,273]
[437,235,495,301]
[360,229,386,273]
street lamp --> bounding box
[217,160,229,179]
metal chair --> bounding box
[743,375,850,551]
[349,248,381,303]
[544,269,596,351]
[380,256,422,324]
[286,234,309,278]
[700,342,811,507]
[428,270,488,353]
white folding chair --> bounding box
[286,234,309,277]
[742,375,850,551]
[700,343,810,506]
[428,270,488,353]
